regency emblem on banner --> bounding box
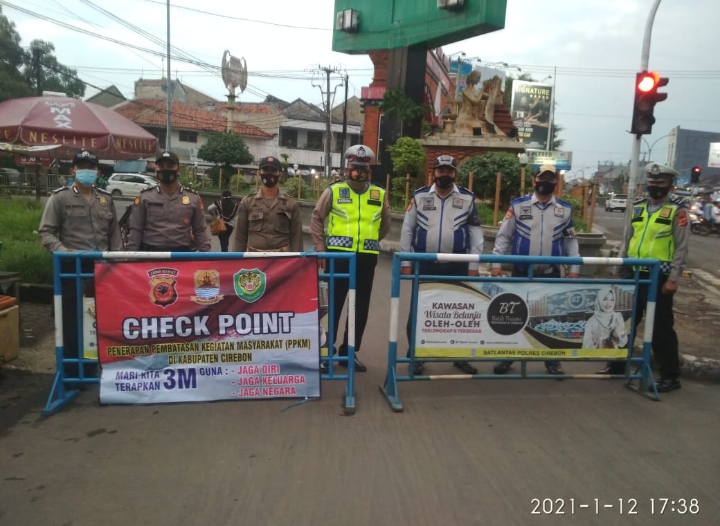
[233,268,266,303]
[191,269,223,305]
[147,268,179,308]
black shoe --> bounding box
[650,378,681,393]
[453,361,477,374]
[545,363,564,375]
[320,360,329,374]
[338,356,367,372]
[596,362,625,375]
[493,361,512,375]
[410,361,425,375]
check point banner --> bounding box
[94,257,320,404]
[414,281,635,360]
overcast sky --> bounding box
[7,0,720,175]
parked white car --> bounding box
[106,173,157,197]
[605,194,627,212]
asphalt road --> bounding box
[592,205,720,278]
[2,251,719,526]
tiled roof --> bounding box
[114,99,273,139]
[201,101,280,115]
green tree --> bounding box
[378,89,429,138]
[387,136,425,178]
[504,73,564,150]
[197,132,254,188]
[457,152,526,209]
[0,7,32,101]
[0,9,85,101]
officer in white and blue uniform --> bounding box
[491,164,580,375]
[400,155,484,375]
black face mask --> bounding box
[261,175,279,188]
[158,169,177,184]
[435,176,454,189]
[535,181,556,196]
[647,186,670,199]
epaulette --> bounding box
[510,194,532,205]
[634,196,647,204]
[95,187,112,195]
[457,186,475,197]
[140,185,156,193]
[52,186,69,194]
[328,180,344,187]
[555,197,573,208]
[181,186,200,195]
[414,186,431,195]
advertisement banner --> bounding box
[83,297,98,360]
[510,81,552,150]
[94,257,321,404]
[448,62,507,102]
[526,149,573,171]
[415,281,635,360]
[709,143,720,169]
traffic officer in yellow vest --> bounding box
[598,163,689,393]
[126,150,211,252]
[311,144,392,372]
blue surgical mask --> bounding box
[75,169,98,186]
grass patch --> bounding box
[0,198,53,284]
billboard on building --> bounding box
[510,81,552,150]
[526,149,573,171]
[448,62,507,103]
[709,143,720,168]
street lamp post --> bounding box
[294,164,300,199]
[518,152,529,195]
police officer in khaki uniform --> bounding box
[232,156,303,252]
[39,149,122,379]
[127,150,211,252]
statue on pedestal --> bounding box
[454,70,505,137]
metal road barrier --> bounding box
[42,250,357,416]
[380,253,662,412]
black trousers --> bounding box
[60,259,96,379]
[328,251,377,355]
[406,261,468,352]
[622,273,680,379]
[217,225,234,252]
[508,266,561,367]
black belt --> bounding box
[140,244,191,252]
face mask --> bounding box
[647,186,670,199]
[75,169,98,186]
[158,169,178,184]
[435,175,454,189]
[347,166,369,182]
[261,174,279,187]
[535,181,556,195]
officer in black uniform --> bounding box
[38,149,122,379]
[127,151,211,252]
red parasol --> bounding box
[0,96,159,160]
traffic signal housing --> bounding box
[691,166,702,184]
[631,71,669,135]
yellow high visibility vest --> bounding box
[326,182,385,254]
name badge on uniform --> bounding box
[659,207,671,218]
[633,206,643,217]
[338,187,352,204]
[369,189,380,200]
[340,188,350,198]
[182,196,190,205]
[554,207,565,217]
[99,196,107,207]
[452,197,463,209]
[519,205,532,220]
[422,196,436,211]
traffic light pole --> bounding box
[621,0,663,253]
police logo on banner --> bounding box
[147,268,179,308]
[234,269,266,303]
[191,270,223,305]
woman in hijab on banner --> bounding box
[582,286,629,350]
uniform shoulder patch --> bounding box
[52,186,69,194]
[133,195,141,206]
[406,198,415,212]
[504,206,514,220]
[676,208,689,227]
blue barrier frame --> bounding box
[43,250,357,416]
[380,253,662,412]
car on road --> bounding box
[106,173,157,197]
[605,194,627,212]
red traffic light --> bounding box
[637,72,659,92]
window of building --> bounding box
[148,127,166,147]
[179,130,198,143]
[280,128,298,148]
[306,131,324,151]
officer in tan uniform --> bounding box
[38,149,122,380]
[232,156,303,252]
[126,150,211,252]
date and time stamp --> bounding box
[530,498,700,516]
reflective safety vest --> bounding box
[326,182,385,253]
[627,200,677,273]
